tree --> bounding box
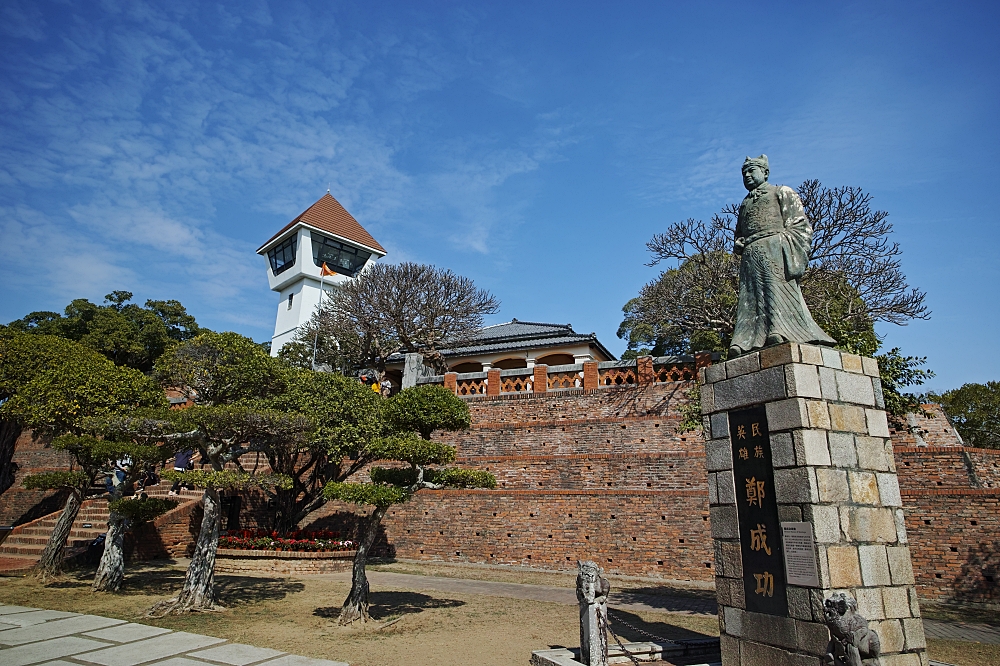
[250,367,387,533]
[7,291,200,372]
[83,414,189,592]
[155,331,282,406]
[0,332,163,573]
[323,384,492,624]
[22,433,166,579]
[286,262,500,375]
[619,181,931,413]
[934,382,1000,449]
[147,405,292,615]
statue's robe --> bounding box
[731,183,835,354]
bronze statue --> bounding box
[729,155,835,357]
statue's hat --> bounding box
[742,154,769,171]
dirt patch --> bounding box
[0,562,717,666]
[2,560,994,666]
[926,639,1000,666]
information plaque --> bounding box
[729,406,788,616]
[781,522,820,587]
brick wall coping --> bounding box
[466,414,686,429]
[415,488,706,497]
[217,548,357,559]
[900,488,1000,497]
[893,445,1000,456]
[456,451,705,463]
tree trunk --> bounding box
[0,419,21,496]
[92,511,127,592]
[147,487,222,616]
[35,488,82,578]
[339,505,387,625]
[273,487,299,535]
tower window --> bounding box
[311,232,371,276]
[268,237,297,275]
[287,293,294,310]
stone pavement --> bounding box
[0,605,349,666]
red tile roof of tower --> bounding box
[257,192,386,254]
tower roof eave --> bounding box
[256,192,386,255]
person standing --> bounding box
[168,449,194,496]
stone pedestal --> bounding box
[700,343,928,666]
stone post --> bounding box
[636,356,655,385]
[576,560,609,666]
[533,364,549,394]
[701,343,927,666]
[486,368,501,397]
[402,353,426,389]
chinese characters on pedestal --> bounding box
[729,406,788,616]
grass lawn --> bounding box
[2,560,996,666]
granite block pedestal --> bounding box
[700,343,928,666]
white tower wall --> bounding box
[261,225,381,356]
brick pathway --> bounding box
[0,605,349,666]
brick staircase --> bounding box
[0,483,202,574]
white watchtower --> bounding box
[256,192,386,356]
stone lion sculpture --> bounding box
[823,592,881,666]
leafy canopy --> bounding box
[155,331,282,405]
[933,382,1000,449]
[7,291,200,372]
[0,332,165,433]
[108,497,179,523]
[386,385,471,440]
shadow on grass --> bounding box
[604,608,716,643]
[612,585,718,614]
[314,591,465,621]
[45,563,305,607]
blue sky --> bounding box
[1,1,997,392]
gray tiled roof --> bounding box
[386,319,615,362]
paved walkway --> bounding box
[0,605,349,666]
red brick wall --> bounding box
[0,430,75,526]
[902,490,1000,603]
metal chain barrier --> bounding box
[598,608,643,666]
[608,610,716,646]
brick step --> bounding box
[16,526,108,537]
[5,530,105,545]
[0,555,38,573]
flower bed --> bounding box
[219,529,353,552]
[215,547,357,575]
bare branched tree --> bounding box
[624,181,928,356]
[290,262,500,375]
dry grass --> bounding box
[3,560,996,666]
[926,639,1000,666]
[0,561,718,666]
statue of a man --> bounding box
[729,155,835,358]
